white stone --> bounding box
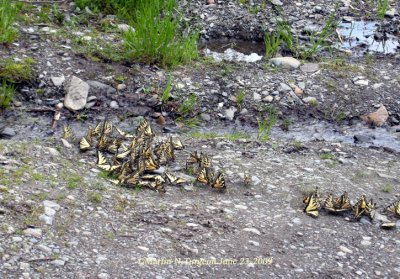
[43,200,60,211]
[339,245,353,254]
[117,24,134,32]
[109,101,119,109]
[64,76,89,111]
[225,107,237,121]
[51,259,65,266]
[253,92,261,101]
[23,228,42,238]
[243,228,261,235]
[270,57,301,69]
[354,79,369,86]
[137,246,149,251]
[61,138,72,148]
[270,0,283,5]
[303,97,317,104]
[39,214,53,225]
[51,75,65,86]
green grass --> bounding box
[377,0,389,20]
[382,184,392,193]
[264,21,293,59]
[0,80,14,109]
[0,57,35,83]
[67,174,83,190]
[0,0,21,44]
[319,153,335,160]
[257,106,278,141]
[235,89,246,110]
[123,0,198,68]
[179,94,198,116]
[161,75,172,103]
[190,131,250,141]
[88,192,103,203]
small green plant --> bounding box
[161,75,172,103]
[88,192,102,203]
[0,80,14,109]
[0,0,21,44]
[235,88,246,110]
[319,153,335,160]
[224,132,250,141]
[382,184,392,193]
[264,21,293,59]
[179,94,198,116]
[257,106,278,141]
[0,57,35,83]
[190,131,219,140]
[67,174,83,189]
[377,0,389,20]
[297,12,339,60]
[281,118,292,132]
[124,0,198,68]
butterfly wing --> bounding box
[79,137,92,151]
[304,194,319,218]
[210,172,226,190]
[196,168,209,184]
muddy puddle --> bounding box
[202,20,399,61]
[198,120,400,153]
[338,21,399,55]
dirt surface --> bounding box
[1,0,400,278]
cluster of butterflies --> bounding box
[303,188,400,228]
[186,151,226,190]
[62,118,226,193]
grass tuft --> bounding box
[0,57,35,83]
[257,106,278,141]
[0,0,21,44]
[0,80,14,109]
[123,0,198,68]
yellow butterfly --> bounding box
[62,125,75,140]
[102,120,113,135]
[323,194,336,213]
[116,127,135,138]
[365,198,376,220]
[79,136,92,151]
[170,137,184,150]
[96,151,120,172]
[210,172,226,191]
[163,142,175,162]
[165,171,187,185]
[125,172,141,186]
[304,194,320,218]
[196,167,210,184]
[107,178,120,185]
[186,151,200,170]
[387,200,400,217]
[116,149,131,160]
[335,192,352,212]
[303,187,320,204]
[93,122,103,136]
[96,134,109,151]
[200,152,212,169]
[136,118,154,137]
[352,195,368,219]
[144,155,159,171]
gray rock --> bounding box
[43,200,60,211]
[303,97,318,104]
[354,134,374,143]
[270,57,301,69]
[117,24,134,33]
[51,75,65,86]
[87,80,116,94]
[225,107,237,121]
[300,63,319,73]
[243,228,261,235]
[64,76,89,111]
[270,0,283,5]
[279,83,292,92]
[253,92,261,101]
[109,101,119,109]
[1,127,16,138]
[200,113,211,122]
[23,228,42,238]
[51,259,65,266]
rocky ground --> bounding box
[1,0,400,278]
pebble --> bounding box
[1,127,16,138]
[302,97,317,104]
[300,63,319,73]
[243,228,261,235]
[253,92,261,101]
[51,75,65,87]
[23,228,42,238]
[263,95,274,103]
[109,101,119,109]
[37,244,52,253]
[98,273,110,279]
[117,84,126,91]
[224,107,237,121]
[270,57,301,69]
[137,246,149,251]
[339,245,352,254]
[51,259,65,266]
[292,218,302,225]
[235,204,248,210]
[12,236,23,242]
[64,76,89,111]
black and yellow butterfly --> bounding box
[163,142,175,162]
[116,127,135,138]
[303,187,320,205]
[186,151,200,166]
[107,138,122,154]
[387,200,400,217]
[93,122,103,136]
[79,136,92,151]
[62,125,75,140]
[170,137,184,150]
[210,172,226,191]
[102,120,113,135]
[96,134,109,151]
[335,192,352,212]
[144,155,159,172]
[200,152,212,169]
[165,171,187,185]
[304,194,320,218]
[323,194,336,213]
[125,172,141,186]
[196,167,211,184]
[365,198,376,220]
[136,118,154,137]
[352,195,368,219]
[96,151,120,172]
[116,149,131,160]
